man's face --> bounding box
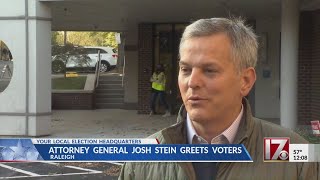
[178,33,244,123]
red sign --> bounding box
[311,120,320,136]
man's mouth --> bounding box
[187,96,207,102]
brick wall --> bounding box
[52,92,94,109]
[298,11,312,124]
[310,10,320,122]
[138,24,153,114]
[299,10,320,124]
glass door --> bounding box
[153,23,187,114]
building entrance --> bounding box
[153,23,187,113]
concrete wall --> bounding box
[0,0,52,136]
[0,1,27,113]
[255,17,281,119]
[123,22,139,104]
[50,1,126,31]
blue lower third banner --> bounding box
[0,139,252,162]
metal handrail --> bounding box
[121,38,126,87]
[122,53,126,87]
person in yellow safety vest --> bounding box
[150,64,170,117]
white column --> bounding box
[280,0,300,129]
[0,0,52,136]
[28,0,52,136]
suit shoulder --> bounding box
[254,118,308,144]
[148,121,185,144]
[148,130,165,143]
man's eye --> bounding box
[180,67,190,73]
[205,69,216,73]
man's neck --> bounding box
[191,105,242,143]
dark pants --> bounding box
[150,89,169,113]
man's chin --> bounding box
[188,110,209,122]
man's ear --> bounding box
[240,67,256,97]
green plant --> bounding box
[51,31,118,48]
[52,76,87,90]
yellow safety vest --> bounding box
[151,72,166,91]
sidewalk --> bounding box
[50,109,176,138]
[49,109,315,139]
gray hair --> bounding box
[179,18,258,71]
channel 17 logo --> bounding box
[264,138,290,161]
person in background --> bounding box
[149,64,171,117]
[119,17,319,180]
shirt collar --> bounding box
[186,104,243,144]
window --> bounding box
[97,48,107,53]
[85,48,98,54]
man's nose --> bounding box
[188,69,202,89]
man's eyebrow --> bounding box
[179,61,220,68]
[201,63,219,68]
[178,61,189,66]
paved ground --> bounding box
[0,79,10,92]
[0,162,122,179]
[50,109,177,138]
